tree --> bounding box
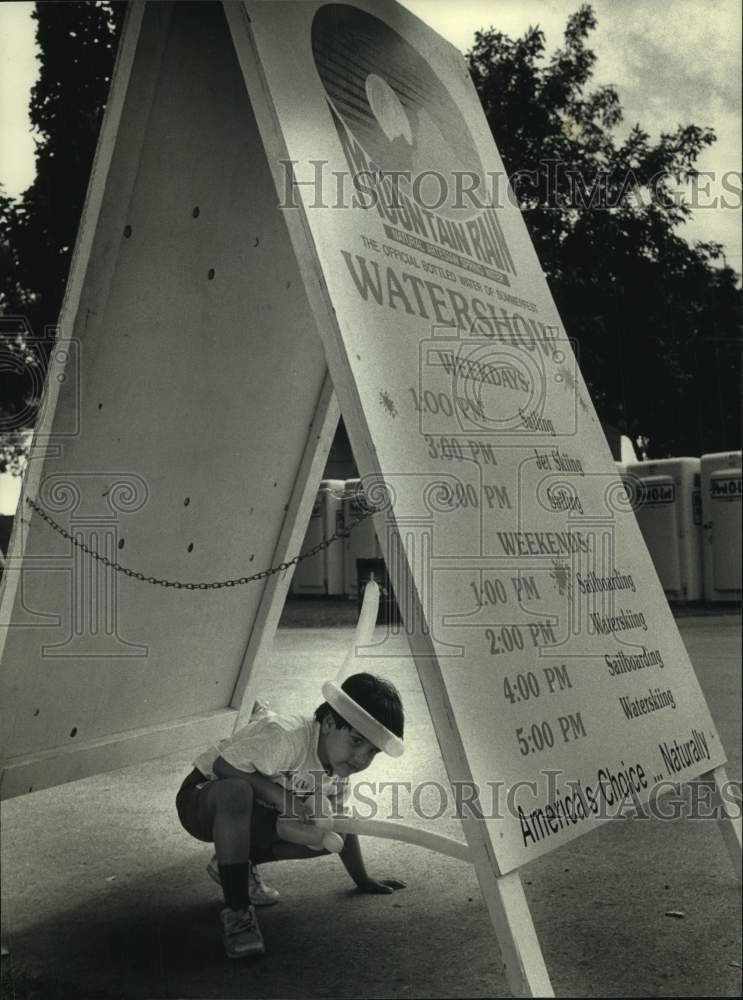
[468,5,741,456]
[0,1,126,473]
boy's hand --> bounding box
[356,877,407,894]
[283,794,316,823]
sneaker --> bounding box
[220,905,265,959]
[207,856,280,906]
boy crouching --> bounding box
[176,672,405,958]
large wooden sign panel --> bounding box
[0,2,335,797]
[231,0,726,873]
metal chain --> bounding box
[24,494,376,591]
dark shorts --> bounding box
[176,769,279,864]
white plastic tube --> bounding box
[323,579,405,757]
[333,817,473,864]
[339,578,379,675]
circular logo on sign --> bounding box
[311,4,484,218]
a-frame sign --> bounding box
[0,3,739,996]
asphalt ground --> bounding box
[1,605,741,1000]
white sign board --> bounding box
[2,3,737,994]
[229,0,727,874]
[0,2,338,797]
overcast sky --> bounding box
[0,0,740,512]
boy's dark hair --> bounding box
[315,672,404,738]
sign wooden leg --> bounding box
[703,765,742,881]
[478,869,554,998]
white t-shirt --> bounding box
[193,711,349,807]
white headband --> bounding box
[322,680,405,757]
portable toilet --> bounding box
[343,478,382,600]
[701,451,742,602]
[625,458,703,602]
[321,479,346,596]
[290,489,325,595]
[291,479,346,596]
